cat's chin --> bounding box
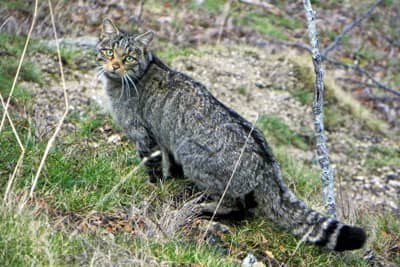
[104,71,122,80]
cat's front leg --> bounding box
[161,148,184,180]
[136,137,163,183]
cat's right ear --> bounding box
[102,19,119,37]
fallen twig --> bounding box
[303,0,336,217]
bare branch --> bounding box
[323,0,383,56]
[324,56,400,97]
[303,0,336,217]
[335,77,400,101]
[270,40,400,98]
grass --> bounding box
[188,0,227,13]
[257,114,309,150]
[365,145,400,170]
[241,12,289,41]
[0,0,33,12]
[156,44,199,64]
[0,33,42,101]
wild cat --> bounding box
[96,19,366,251]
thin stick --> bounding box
[29,0,70,198]
[201,115,258,241]
[303,0,336,217]
[0,1,39,132]
[217,0,232,44]
[136,0,146,24]
[96,151,161,208]
[1,93,25,204]
[323,0,383,56]
[0,16,11,32]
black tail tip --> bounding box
[334,225,367,251]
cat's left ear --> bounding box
[102,18,119,37]
[135,31,154,47]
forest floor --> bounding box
[0,1,399,266]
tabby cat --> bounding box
[96,19,366,251]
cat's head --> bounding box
[96,19,154,82]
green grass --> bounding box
[0,33,42,100]
[237,86,248,96]
[275,147,321,200]
[237,10,302,41]
[0,0,33,12]
[257,114,309,150]
[188,0,226,13]
[156,44,199,64]
[365,145,400,170]
[227,217,370,267]
[244,13,288,40]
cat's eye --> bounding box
[125,55,135,63]
[103,49,114,57]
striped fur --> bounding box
[97,19,367,251]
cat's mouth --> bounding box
[98,67,139,97]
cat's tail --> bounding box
[254,162,367,251]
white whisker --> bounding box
[97,70,105,79]
[124,76,131,98]
[120,76,125,100]
[125,74,138,96]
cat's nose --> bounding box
[112,63,120,70]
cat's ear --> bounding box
[102,19,119,37]
[135,31,154,47]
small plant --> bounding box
[238,86,247,96]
